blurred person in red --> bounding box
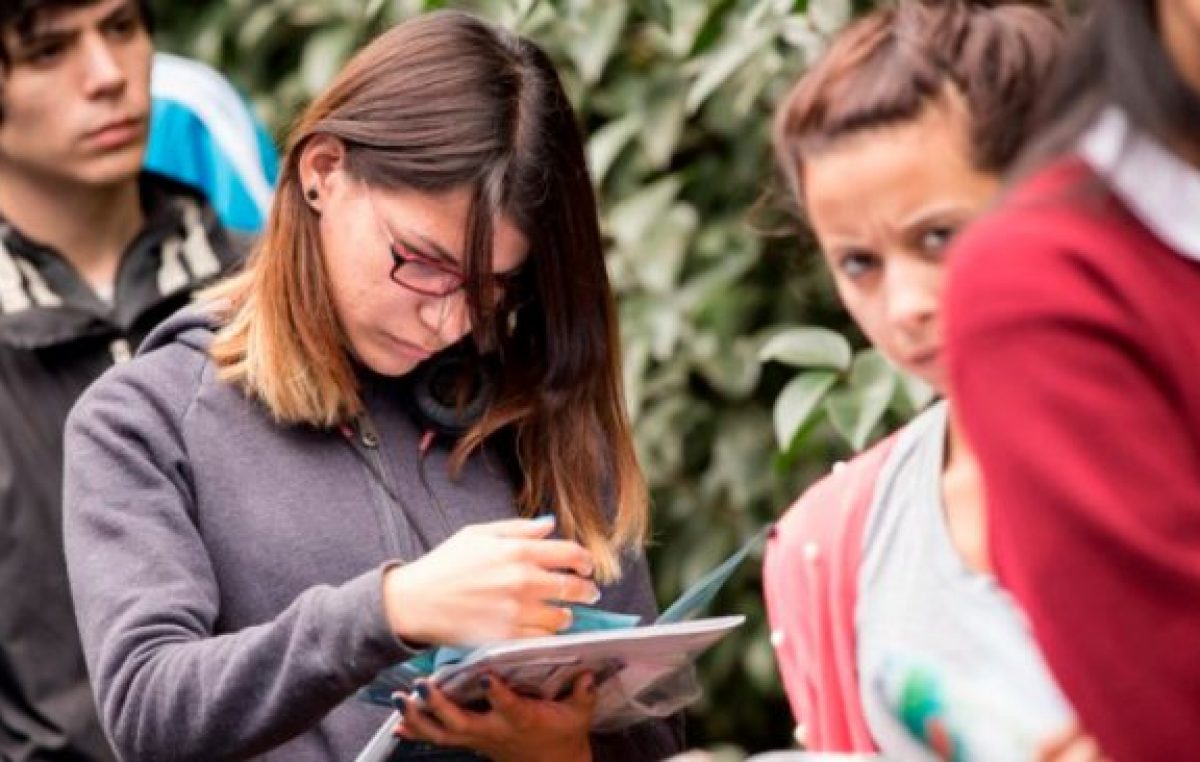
[0,1,238,758]
[945,1,1200,759]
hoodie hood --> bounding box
[138,303,221,357]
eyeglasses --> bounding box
[387,239,468,298]
[366,190,526,302]
[363,191,466,297]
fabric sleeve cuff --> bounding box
[322,564,424,684]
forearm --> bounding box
[79,564,411,761]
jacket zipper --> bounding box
[350,413,408,559]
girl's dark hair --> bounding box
[0,0,154,68]
[1019,0,1200,167]
[774,0,1068,205]
[208,10,647,580]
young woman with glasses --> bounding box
[61,12,679,762]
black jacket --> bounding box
[0,173,242,761]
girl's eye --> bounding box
[405,259,446,280]
[837,251,878,279]
[921,226,957,255]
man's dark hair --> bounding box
[0,0,154,69]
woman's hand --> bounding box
[393,672,595,762]
[1037,722,1109,762]
[383,517,600,645]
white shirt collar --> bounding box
[1078,106,1200,262]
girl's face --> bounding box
[801,100,998,394]
[310,153,528,377]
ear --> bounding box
[298,134,348,210]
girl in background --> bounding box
[762,1,1094,758]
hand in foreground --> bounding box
[1037,722,1109,762]
[383,517,600,645]
[393,672,596,762]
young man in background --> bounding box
[0,1,241,757]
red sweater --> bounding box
[946,158,1200,762]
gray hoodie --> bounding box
[63,307,679,761]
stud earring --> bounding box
[306,187,319,202]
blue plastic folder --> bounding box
[354,526,768,761]
[356,606,641,707]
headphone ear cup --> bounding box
[407,347,494,440]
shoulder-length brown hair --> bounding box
[206,10,646,581]
[773,0,1068,208]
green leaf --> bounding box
[809,0,853,35]
[564,3,628,84]
[744,0,781,29]
[758,327,852,370]
[300,25,357,96]
[646,0,712,58]
[235,5,281,53]
[899,371,937,413]
[824,349,899,450]
[695,335,764,399]
[587,113,644,184]
[622,336,651,418]
[745,633,780,693]
[629,203,697,292]
[288,1,337,28]
[607,177,683,248]
[176,2,230,63]
[624,292,686,360]
[639,89,688,169]
[513,0,539,21]
[681,525,734,587]
[730,45,784,117]
[675,249,757,314]
[636,0,673,29]
[701,410,776,508]
[773,370,838,448]
[512,1,558,37]
[363,0,389,23]
[685,23,777,114]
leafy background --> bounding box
[150,0,931,754]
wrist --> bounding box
[562,742,591,762]
[382,562,433,646]
[503,742,590,762]
[556,742,591,762]
[540,735,591,762]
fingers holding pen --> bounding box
[466,515,596,579]
[512,537,595,580]
[383,515,600,645]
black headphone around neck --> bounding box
[403,342,494,442]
